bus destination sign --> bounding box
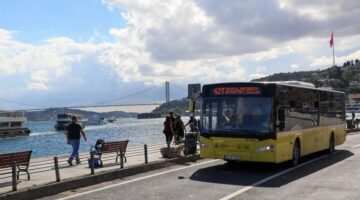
[213,87,260,95]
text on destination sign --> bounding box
[213,87,261,95]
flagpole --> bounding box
[332,32,335,67]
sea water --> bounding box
[0,118,171,158]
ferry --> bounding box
[107,116,116,123]
[55,113,85,131]
[0,110,31,138]
[83,115,107,126]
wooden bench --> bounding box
[0,150,32,180]
[91,140,129,167]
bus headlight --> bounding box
[257,145,275,152]
[201,143,209,148]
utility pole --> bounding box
[165,81,170,103]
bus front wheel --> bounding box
[291,141,300,167]
[327,134,335,154]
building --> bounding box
[346,93,360,113]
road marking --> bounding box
[56,159,220,200]
[351,144,360,148]
[219,151,340,200]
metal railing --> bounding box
[0,143,166,191]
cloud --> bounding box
[27,82,48,90]
[99,0,360,81]
[2,0,360,109]
[290,64,299,70]
[249,66,267,80]
[310,50,360,67]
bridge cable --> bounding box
[169,82,187,91]
[0,98,46,109]
[82,86,158,106]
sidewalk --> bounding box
[0,143,167,194]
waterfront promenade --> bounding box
[42,133,360,200]
[0,143,167,195]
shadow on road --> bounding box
[190,150,353,188]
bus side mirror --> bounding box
[278,108,285,122]
[189,100,195,113]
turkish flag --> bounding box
[329,32,334,48]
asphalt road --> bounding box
[42,133,360,200]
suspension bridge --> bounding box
[0,82,188,112]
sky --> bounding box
[1,0,360,110]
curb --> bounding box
[0,154,201,200]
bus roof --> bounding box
[203,81,345,94]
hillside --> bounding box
[151,98,200,115]
[27,108,137,121]
[254,59,360,93]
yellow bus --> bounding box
[199,82,346,166]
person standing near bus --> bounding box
[163,116,173,148]
[185,115,198,132]
[174,115,185,144]
[66,116,87,166]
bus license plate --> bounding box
[224,155,240,161]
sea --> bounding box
[0,118,171,158]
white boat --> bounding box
[107,117,116,123]
[83,115,107,126]
[0,110,30,138]
[55,113,85,131]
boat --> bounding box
[0,110,31,138]
[83,115,107,126]
[55,113,85,131]
[107,117,116,123]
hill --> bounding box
[27,107,137,121]
[151,98,200,116]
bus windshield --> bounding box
[202,97,273,136]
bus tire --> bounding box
[226,160,237,166]
[291,140,300,167]
[327,133,335,154]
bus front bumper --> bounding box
[200,136,278,163]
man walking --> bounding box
[66,115,87,166]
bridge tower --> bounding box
[165,81,170,103]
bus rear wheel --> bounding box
[226,160,237,167]
[327,134,335,154]
[291,141,300,167]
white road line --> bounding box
[56,159,220,200]
[351,144,360,148]
[219,151,341,200]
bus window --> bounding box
[202,97,273,136]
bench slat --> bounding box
[101,141,128,153]
[0,151,32,169]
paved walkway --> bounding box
[0,143,170,194]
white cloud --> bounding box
[290,64,299,69]
[249,66,267,80]
[27,82,48,90]
[30,70,49,82]
[1,0,360,100]
[311,50,360,68]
